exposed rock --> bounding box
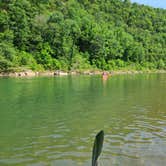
[54,71,68,76]
[0,70,166,77]
[69,71,78,75]
[38,71,54,76]
[92,71,102,75]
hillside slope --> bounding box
[0,0,166,72]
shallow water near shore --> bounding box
[0,74,166,166]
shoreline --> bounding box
[0,69,166,78]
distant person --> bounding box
[102,71,109,81]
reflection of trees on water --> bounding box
[0,74,166,165]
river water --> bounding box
[0,74,166,166]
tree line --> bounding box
[0,0,166,72]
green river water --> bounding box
[0,74,166,166]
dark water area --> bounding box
[0,74,166,166]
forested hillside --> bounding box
[0,0,166,72]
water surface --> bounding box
[0,74,166,166]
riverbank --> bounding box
[0,69,166,78]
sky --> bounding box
[131,0,166,9]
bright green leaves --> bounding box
[0,0,165,71]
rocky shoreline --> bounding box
[0,70,166,78]
[0,70,100,77]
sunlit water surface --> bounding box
[0,74,166,166]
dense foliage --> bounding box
[0,0,166,72]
